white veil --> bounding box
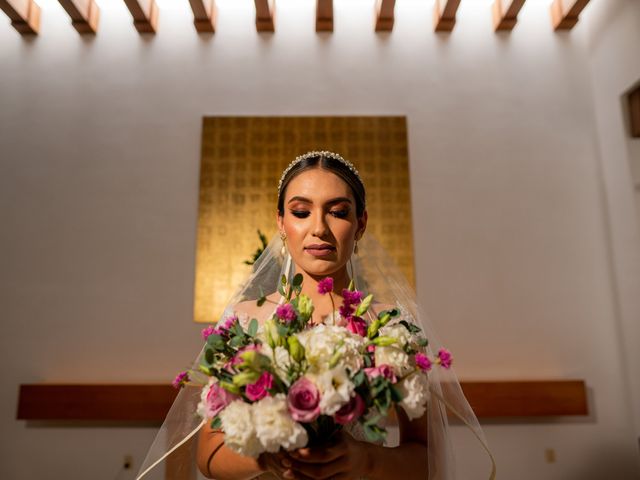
[136,233,496,480]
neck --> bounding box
[293,265,350,317]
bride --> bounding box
[136,151,494,480]
[197,151,429,480]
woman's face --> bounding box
[277,168,367,279]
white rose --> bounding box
[398,372,430,420]
[219,400,263,458]
[252,394,308,452]
[378,323,412,348]
[311,367,355,415]
[196,377,216,419]
[375,346,412,377]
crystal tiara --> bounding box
[277,150,362,194]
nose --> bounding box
[311,210,329,238]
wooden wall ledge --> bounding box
[17,380,587,422]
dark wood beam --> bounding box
[316,0,332,32]
[492,0,526,32]
[189,0,216,33]
[629,85,640,138]
[16,380,588,422]
[123,0,158,34]
[58,0,99,35]
[550,0,591,31]
[254,0,275,32]
[0,0,40,35]
[374,0,395,32]
[433,0,461,33]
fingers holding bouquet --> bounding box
[283,431,371,480]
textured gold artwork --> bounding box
[194,116,415,323]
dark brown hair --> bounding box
[277,154,366,218]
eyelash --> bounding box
[290,210,349,219]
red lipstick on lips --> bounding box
[304,243,336,257]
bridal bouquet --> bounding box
[172,275,453,458]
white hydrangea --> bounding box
[261,344,293,385]
[398,372,430,420]
[378,323,412,348]
[218,400,262,458]
[252,394,308,453]
[310,366,355,415]
[374,345,412,377]
[296,324,364,374]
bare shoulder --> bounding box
[231,291,281,320]
[369,302,398,316]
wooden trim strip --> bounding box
[492,0,526,32]
[188,0,216,33]
[0,0,40,35]
[16,380,588,422]
[374,0,395,32]
[58,0,99,35]
[316,0,333,33]
[550,0,591,31]
[433,0,461,33]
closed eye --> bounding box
[289,209,350,219]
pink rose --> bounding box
[287,377,321,423]
[203,382,239,418]
[245,371,274,401]
[346,316,367,337]
[415,352,432,371]
[364,365,397,383]
[334,394,365,425]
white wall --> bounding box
[1,0,638,478]
[583,0,640,441]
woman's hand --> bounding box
[258,451,296,479]
[284,431,372,480]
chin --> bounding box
[297,258,344,278]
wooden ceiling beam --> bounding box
[433,0,461,33]
[316,0,332,32]
[254,0,275,32]
[374,0,395,32]
[189,0,216,33]
[123,0,158,34]
[0,0,40,35]
[492,0,526,32]
[550,0,590,31]
[58,0,99,34]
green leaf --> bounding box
[210,416,222,429]
[352,370,366,387]
[229,335,245,348]
[389,385,404,403]
[416,337,429,347]
[281,274,287,286]
[292,273,303,287]
[257,296,266,307]
[248,318,258,337]
[399,320,422,334]
[363,354,372,368]
[278,283,286,296]
[204,348,214,365]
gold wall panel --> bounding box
[194,116,414,323]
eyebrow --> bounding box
[287,196,352,206]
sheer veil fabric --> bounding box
[136,234,496,480]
